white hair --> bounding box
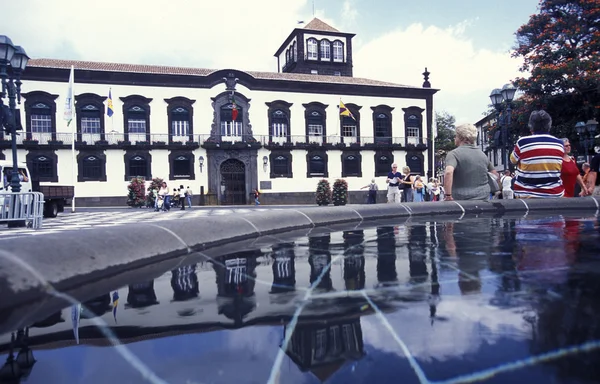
[455,123,478,144]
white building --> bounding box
[7,18,438,206]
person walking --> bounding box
[510,109,564,198]
[400,166,414,202]
[361,178,379,204]
[253,188,261,206]
[386,164,402,203]
[444,123,497,201]
[179,185,186,210]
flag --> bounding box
[339,100,355,120]
[231,93,238,121]
[63,66,75,126]
[112,291,119,323]
[71,304,81,345]
[107,89,114,117]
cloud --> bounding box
[341,0,359,25]
[353,22,524,123]
[2,0,307,72]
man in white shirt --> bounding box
[500,170,513,199]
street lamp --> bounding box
[576,119,598,162]
[489,83,516,171]
[0,36,29,195]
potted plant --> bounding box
[127,177,146,208]
[332,179,348,206]
[315,179,331,206]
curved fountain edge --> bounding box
[0,197,597,317]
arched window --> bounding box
[320,40,331,61]
[307,38,318,60]
[340,103,361,144]
[375,151,393,177]
[403,106,424,146]
[292,41,297,62]
[77,151,107,182]
[75,93,106,144]
[169,151,195,180]
[220,104,243,139]
[266,101,292,145]
[333,40,344,62]
[124,150,152,181]
[270,151,293,178]
[342,152,361,177]
[26,151,58,182]
[166,96,195,144]
[121,95,152,143]
[303,102,328,144]
[371,105,394,144]
[307,151,328,177]
[22,91,59,142]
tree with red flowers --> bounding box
[512,0,600,136]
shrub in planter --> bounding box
[315,179,331,206]
[332,179,348,206]
[127,177,146,207]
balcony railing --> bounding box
[0,132,427,150]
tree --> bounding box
[434,111,456,153]
[512,0,600,136]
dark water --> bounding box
[2,214,600,384]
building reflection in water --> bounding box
[343,231,365,291]
[309,235,333,291]
[408,225,428,285]
[0,328,36,383]
[271,243,296,293]
[171,264,199,302]
[80,294,112,319]
[282,316,365,382]
[213,250,259,326]
[127,281,159,309]
[376,227,397,286]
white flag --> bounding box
[64,65,74,126]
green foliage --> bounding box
[315,179,331,206]
[332,179,348,206]
[434,111,457,153]
[510,0,600,151]
[146,177,165,207]
[127,177,146,207]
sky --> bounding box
[2,0,540,125]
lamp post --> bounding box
[489,83,517,171]
[0,37,29,193]
[0,36,30,229]
[575,119,598,163]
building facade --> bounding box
[5,18,438,206]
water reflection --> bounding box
[0,215,599,383]
[283,315,365,382]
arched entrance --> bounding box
[220,159,246,205]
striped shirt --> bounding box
[510,134,565,198]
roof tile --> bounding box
[27,58,418,89]
[303,17,340,33]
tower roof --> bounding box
[303,17,339,33]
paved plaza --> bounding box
[0,206,301,240]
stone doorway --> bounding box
[220,159,246,205]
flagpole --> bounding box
[65,65,76,213]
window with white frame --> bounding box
[406,114,420,144]
[30,103,52,133]
[342,116,357,137]
[333,40,344,62]
[220,105,243,138]
[307,38,318,60]
[128,119,147,134]
[81,117,101,134]
[171,107,190,136]
[127,106,147,133]
[271,110,288,137]
[308,124,323,136]
[320,40,331,61]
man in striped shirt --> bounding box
[510,109,565,198]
